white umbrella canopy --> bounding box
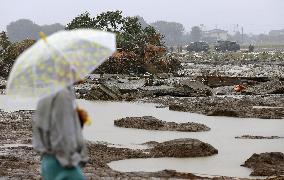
[6,29,116,98]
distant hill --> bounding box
[6,19,64,42]
[136,16,149,29]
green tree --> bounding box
[118,16,144,52]
[93,10,124,32]
[66,12,95,30]
[0,31,11,50]
[233,31,242,43]
[150,21,185,46]
[143,26,164,46]
[190,26,202,42]
[0,35,35,77]
[67,11,163,53]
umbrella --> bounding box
[6,29,116,98]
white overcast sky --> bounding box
[1,0,284,34]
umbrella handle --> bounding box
[39,32,47,42]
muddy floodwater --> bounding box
[0,95,283,178]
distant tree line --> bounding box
[6,19,64,42]
[3,14,284,47]
[3,13,284,49]
[134,18,284,46]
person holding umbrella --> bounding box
[6,30,116,179]
[33,86,88,179]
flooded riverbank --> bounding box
[0,95,283,178]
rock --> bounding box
[242,152,284,176]
[114,116,210,132]
[150,138,218,158]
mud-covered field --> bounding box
[0,110,232,179]
[1,110,283,180]
[1,51,284,179]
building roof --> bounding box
[205,29,228,34]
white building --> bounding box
[203,29,229,41]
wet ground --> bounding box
[0,109,237,179]
[0,99,284,179]
[1,51,284,179]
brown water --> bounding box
[1,95,283,178]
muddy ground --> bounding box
[1,52,284,179]
[72,54,284,120]
[0,110,283,179]
[0,110,243,179]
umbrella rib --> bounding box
[32,60,36,96]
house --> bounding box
[203,29,229,41]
